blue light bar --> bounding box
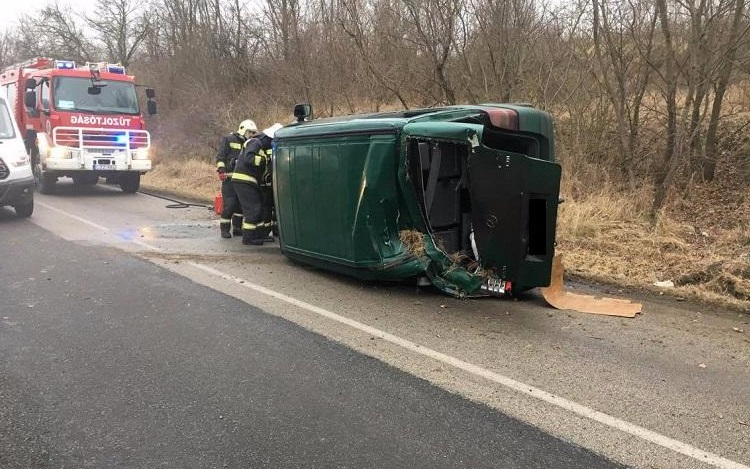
[107,64,125,74]
[115,134,128,145]
[55,60,76,69]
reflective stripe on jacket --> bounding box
[233,135,272,185]
[231,172,258,185]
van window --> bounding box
[0,101,17,139]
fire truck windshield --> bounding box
[52,77,140,115]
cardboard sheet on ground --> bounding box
[540,255,642,318]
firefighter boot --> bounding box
[220,222,232,239]
[232,215,243,236]
[242,231,264,246]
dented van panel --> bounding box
[273,104,561,297]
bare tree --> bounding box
[590,0,657,188]
[527,4,588,110]
[651,0,682,215]
[399,0,462,105]
[14,2,95,62]
[701,0,748,180]
[467,0,540,103]
[0,31,18,67]
[337,0,411,108]
[85,0,151,66]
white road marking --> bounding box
[37,201,749,469]
[189,262,749,469]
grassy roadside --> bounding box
[143,159,750,313]
[558,194,750,312]
[141,158,218,203]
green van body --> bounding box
[272,104,561,297]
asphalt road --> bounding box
[1,180,748,469]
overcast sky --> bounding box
[0,5,30,33]
[0,0,98,34]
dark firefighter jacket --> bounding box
[215,132,246,174]
[232,133,273,186]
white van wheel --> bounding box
[14,199,33,217]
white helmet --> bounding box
[262,123,283,139]
[238,119,257,135]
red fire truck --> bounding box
[0,58,156,193]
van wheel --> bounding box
[119,172,140,193]
[14,199,33,217]
[35,166,56,194]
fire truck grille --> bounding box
[0,158,9,180]
[53,127,150,150]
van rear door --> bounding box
[468,146,561,289]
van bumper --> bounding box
[45,155,152,172]
[0,175,35,206]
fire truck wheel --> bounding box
[37,170,57,194]
[119,172,141,194]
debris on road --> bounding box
[541,255,643,318]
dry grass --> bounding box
[399,229,426,257]
[141,158,217,203]
[557,191,750,311]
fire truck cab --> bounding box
[0,58,156,193]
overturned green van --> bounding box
[272,104,561,298]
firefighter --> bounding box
[231,123,283,245]
[216,119,257,238]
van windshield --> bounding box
[52,77,140,115]
[0,101,17,139]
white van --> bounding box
[0,96,34,217]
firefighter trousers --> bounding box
[233,181,264,243]
[220,179,243,232]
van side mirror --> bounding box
[293,103,312,122]
[147,100,157,116]
[145,88,155,99]
[25,78,37,90]
[88,86,102,95]
[24,90,37,109]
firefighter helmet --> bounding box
[238,119,257,135]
